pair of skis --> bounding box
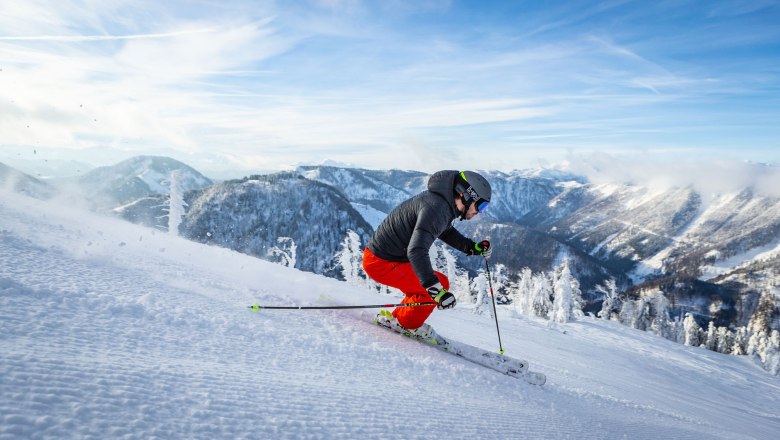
[370,313,546,386]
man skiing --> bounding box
[363,170,493,339]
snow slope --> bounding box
[1,190,779,439]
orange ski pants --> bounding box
[362,247,450,330]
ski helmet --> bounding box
[454,171,491,213]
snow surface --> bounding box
[2,190,780,439]
[699,237,780,281]
[350,202,387,230]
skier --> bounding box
[363,170,492,339]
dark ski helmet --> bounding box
[454,171,491,214]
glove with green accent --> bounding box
[468,240,492,259]
[426,282,456,310]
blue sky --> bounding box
[1,0,779,178]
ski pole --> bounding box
[247,301,435,312]
[484,256,506,355]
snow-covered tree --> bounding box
[550,260,583,324]
[268,236,297,268]
[596,278,620,321]
[335,230,363,286]
[732,326,748,356]
[531,272,553,318]
[570,271,585,318]
[648,291,672,339]
[513,268,534,317]
[748,291,776,335]
[489,263,512,304]
[705,321,717,351]
[632,296,652,331]
[167,170,187,236]
[766,330,780,376]
[471,270,493,317]
[716,326,734,354]
[747,330,767,358]
[683,313,701,347]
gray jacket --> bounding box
[367,170,474,288]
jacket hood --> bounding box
[427,170,459,217]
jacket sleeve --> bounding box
[407,205,446,289]
[439,225,475,255]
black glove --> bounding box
[468,240,492,259]
[426,282,456,310]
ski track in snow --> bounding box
[2,190,779,439]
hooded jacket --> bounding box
[367,170,474,289]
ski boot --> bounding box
[374,310,446,346]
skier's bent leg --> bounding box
[394,272,449,329]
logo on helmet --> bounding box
[464,185,480,203]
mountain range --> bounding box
[2,156,778,332]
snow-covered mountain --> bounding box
[70,155,212,209]
[180,172,373,278]
[2,186,779,439]
[298,165,581,224]
[0,162,54,199]
[519,180,780,326]
[297,165,428,214]
[524,183,780,282]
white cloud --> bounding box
[565,152,780,198]
[0,11,296,156]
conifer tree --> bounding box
[531,272,553,318]
[705,321,717,351]
[747,331,767,358]
[513,268,534,316]
[732,327,748,356]
[335,230,362,286]
[596,278,620,320]
[766,330,780,375]
[716,326,733,354]
[471,270,492,317]
[683,313,701,347]
[550,260,582,323]
[748,291,776,335]
[649,290,672,339]
[490,263,511,304]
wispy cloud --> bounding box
[0,28,217,41]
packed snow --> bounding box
[1,190,779,439]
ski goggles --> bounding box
[475,199,490,213]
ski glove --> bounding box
[426,282,456,310]
[469,240,492,259]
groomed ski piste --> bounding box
[2,189,779,440]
